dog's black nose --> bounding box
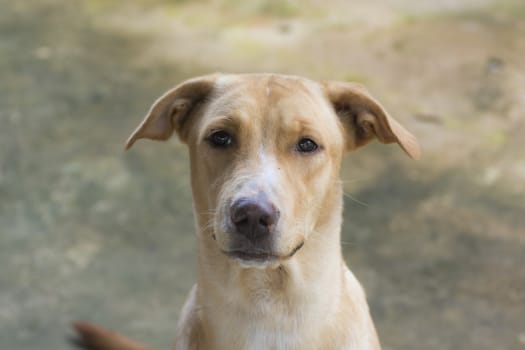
[230,197,279,242]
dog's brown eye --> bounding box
[208,130,233,148]
[297,138,319,153]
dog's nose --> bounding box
[230,197,279,241]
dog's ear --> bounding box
[322,81,420,159]
[125,74,217,149]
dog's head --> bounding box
[126,73,419,269]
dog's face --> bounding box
[126,73,419,269]
[187,76,346,268]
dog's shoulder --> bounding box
[175,285,205,350]
[341,267,381,350]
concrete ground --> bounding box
[1,0,524,349]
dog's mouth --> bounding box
[222,241,304,264]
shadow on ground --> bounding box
[342,155,525,350]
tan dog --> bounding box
[73,73,419,350]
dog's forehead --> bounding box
[216,73,316,90]
[209,74,335,122]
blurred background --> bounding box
[1,0,524,349]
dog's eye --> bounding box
[296,138,319,153]
[208,130,233,148]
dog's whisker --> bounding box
[339,177,370,185]
[196,221,215,236]
[342,192,369,207]
[198,209,218,216]
[340,240,358,246]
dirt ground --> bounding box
[1,0,524,349]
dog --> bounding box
[73,73,419,350]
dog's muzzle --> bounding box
[221,194,304,265]
[221,195,281,262]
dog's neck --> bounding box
[191,186,346,348]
